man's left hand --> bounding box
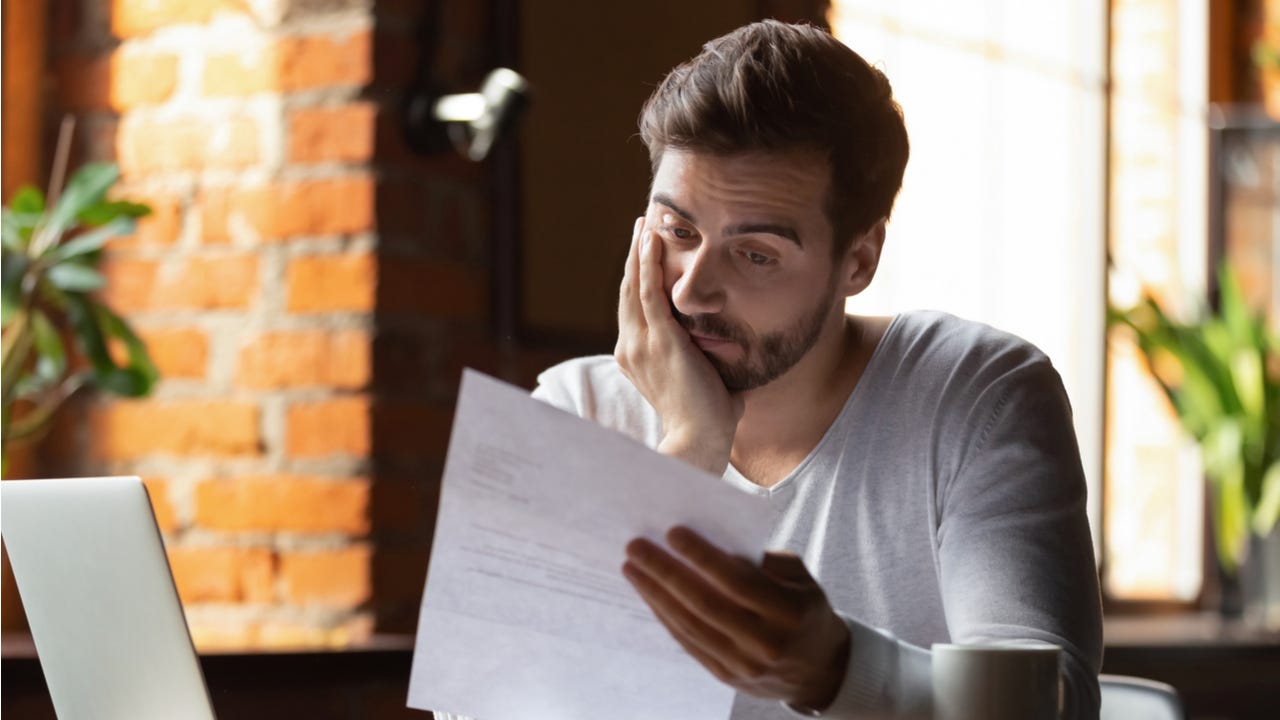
[622,526,851,711]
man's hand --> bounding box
[614,216,743,475]
[622,526,851,711]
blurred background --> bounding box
[2,0,1278,718]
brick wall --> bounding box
[23,0,563,648]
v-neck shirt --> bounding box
[531,310,1102,719]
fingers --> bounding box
[625,538,784,661]
[666,528,798,615]
[622,543,778,666]
[622,559,761,684]
[618,216,646,333]
[636,225,680,334]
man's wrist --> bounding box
[657,428,732,475]
[788,623,853,715]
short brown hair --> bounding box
[639,20,909,253]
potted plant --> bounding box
[1110,268,1280,628]
[2,158,158,474]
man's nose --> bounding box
[670,245,726,316]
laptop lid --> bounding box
[1,476,216,720]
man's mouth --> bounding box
[688,333,734,351]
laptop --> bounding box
[1,476,216,719]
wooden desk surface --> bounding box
[4,618,1278,720]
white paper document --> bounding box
[408,370,775,720]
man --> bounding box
[532,20,1102,720]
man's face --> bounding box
[645,149,845,391]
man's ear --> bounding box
[837,219,886,297]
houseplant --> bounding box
[1110,268,1280,626]
[1,159,157,472]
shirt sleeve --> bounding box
[931,360,1103,719]
[785,360,1102,720]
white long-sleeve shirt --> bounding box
[524,310,1102,720]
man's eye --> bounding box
[671,227,694,239]
[743,251,776,266]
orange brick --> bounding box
[237,328,370,389]
[203,30,372,96]
[167,545,275,604]
[285,396,371,458]
[118,115,259,174]
[141,477,179,532]
[139,327,208,378]
[278,545,371,608]
[99,257,158,312]
[58,50,179,110]
[285,252,376,313]
[111,0,225,37]
[164,255,258,309]
[287,103,377,163]
[198,186,231,243]
[109,192,182,248]
[231,176,375,240]
[102,255,256,311]
[90,399,261,459]
[194,476,370,534]
[107,326,207,378]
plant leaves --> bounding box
[66,295,158,399]
[2,209,42,252]
[48,217,135,264]
[2,253,29,325]
[42,163,119,244]
[93,303,158,397]
[30,309,67,385]
[1213,465,1249,572]
[46,263,105,292]
[8,185,45,214]
[1254,463,1280,536]
[77,200,151,227]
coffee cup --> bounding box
[931,643,1062,720]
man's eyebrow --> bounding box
[652,194,695,224]
[652,193,803,248]
[724,222,801,247]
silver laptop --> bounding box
[1,476,216,719]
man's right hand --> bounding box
[614,215,743,475]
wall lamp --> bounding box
[402,67,530,162]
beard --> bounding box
[672,285,836,392]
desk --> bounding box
[5,618,1279,719]
[1102,614,1280,720]
[2,633,423,720]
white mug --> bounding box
[931,643,1062,720]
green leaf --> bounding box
[2,208,43,250]
[77,200,151,227]
[93,304,158,397]
[43,163,119,243]
[2,253,29,325]
[46,263,105,292]
[1213,464,1250,572]
[48,217,135,264]
[1255,463,1280,536]
[8,185,45,214]
[66,295,157,399]
[30,309,66,384]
